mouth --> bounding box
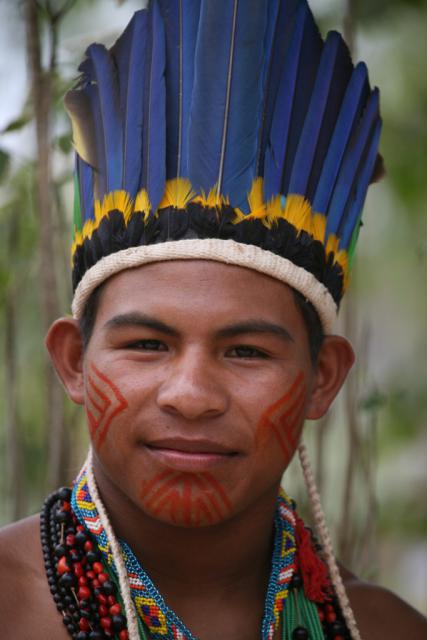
[142,437,239,472]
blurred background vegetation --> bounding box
[0,0,426,616]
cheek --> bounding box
[140,471,232,527]
[255,370,307,466]
[84,362,129,450]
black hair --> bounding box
[79,280,324,364]
[79,283,105,351]
[291,289,324,364]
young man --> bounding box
[1,1,426,639]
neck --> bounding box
[91,456,279,599]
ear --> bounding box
[305,335,355,420]
[45,317,85,405]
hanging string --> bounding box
[85,447,141,640]
[297,439,362,640]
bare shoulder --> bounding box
[0,515,68,639]
[342,567,427,640]
[0,515,43,593]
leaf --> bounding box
[2,112,32,133]
[55,133,73,154]
[0,149,10,182]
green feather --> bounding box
[73,172,83,232]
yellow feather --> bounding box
[334,249,350,290]
[192,184,229,208]
[134,189,152,221]
[247,177,266,216]
[70,229,83,263]
[311,213,326,243]
[158,178,195,210]
[325,233,340,257]
[93,190,133,225]
[283,194,313,236]
[234,178,266,224]
[264,195,284,228]
[64,90,97,167]
[70,129,93,167]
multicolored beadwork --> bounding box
[71,464,298,640]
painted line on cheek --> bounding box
[86,363,128,448]
[257,371,307,461]
[270,388,306,460]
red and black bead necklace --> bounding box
[41,487,129,640]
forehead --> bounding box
[94,260,305,334]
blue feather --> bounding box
[111,10,148,199]
[325,88,380,238]
[312,61,369,214]
[288,32,346,197]
[188,0,269,207]
[158,0,201,179]
[256,0,301,177]
[339,119,382,249]
[140,2,166,211]
[77,156,94,223]
[85,44,123,195]
[263,3,322,202]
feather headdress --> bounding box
[66,0,382,331]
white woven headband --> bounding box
[71,238,337,333]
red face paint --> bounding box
[86,363,128,448]
[140,470,232,527]
[256,371,306,463]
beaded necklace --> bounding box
[71,463,298,640]
[40,462,351,640]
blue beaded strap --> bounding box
[72,465,298,640]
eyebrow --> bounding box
[216,320,294,343]
[103,313,294,343]
[104,312,179,337]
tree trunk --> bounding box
[25,0,65,491]
[4,216,26,521]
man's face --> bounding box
[79,260,320,527]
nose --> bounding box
[156,348,228,420]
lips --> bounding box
[142,437,238,472]
[145,437,236,455]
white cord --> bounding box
[298,439,362,640]
[85,447,140,640]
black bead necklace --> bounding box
[40,487,128,640]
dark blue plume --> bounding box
[312,62,369,214]
[83,44,123,196]
[111,10,148,199]
[158,0,201,179]
[288,32,348,197]
[339,118,382,249]
[188,0,269,207]
[139,3,166,211]
[326,88,380,238]
[256,0,301,176]
[76,156,94,223]
[263,3,322,202]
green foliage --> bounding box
[55,132,73,154]
[0,149,10,182]
[355,0,427,23]
[379,492,427,538]
[1,112,32,134]
[380,387,427,448]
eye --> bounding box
[226,345,268,359]
[125,339,168,351]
